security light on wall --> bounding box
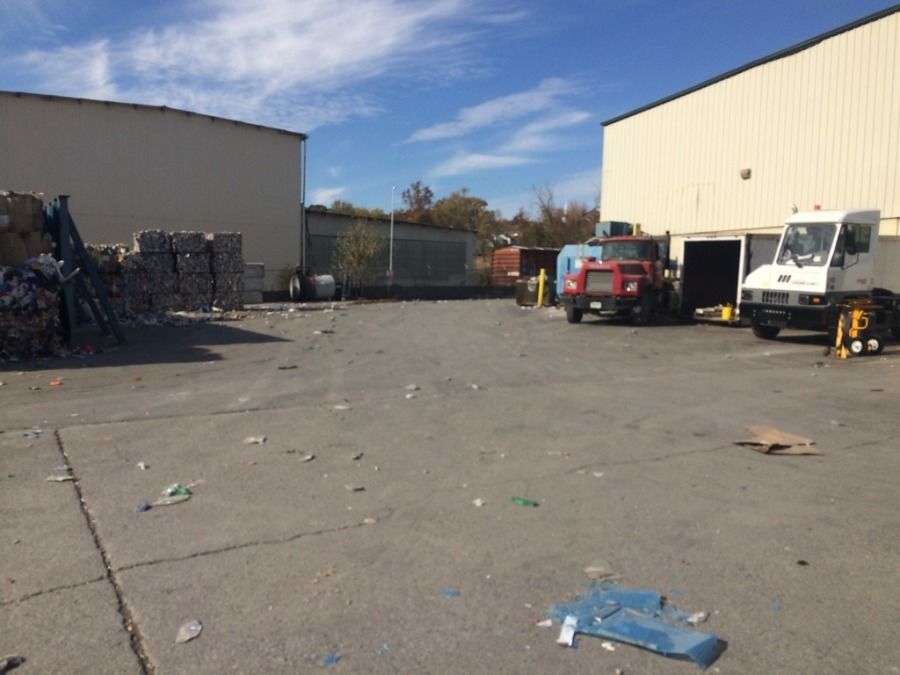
[740,168,752,180]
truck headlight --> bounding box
[565,279,577,290]
[624,281,638,292]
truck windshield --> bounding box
[603,240,653,261]
[777,223,836,267]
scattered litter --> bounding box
[796,560,810,566]
[512,497,539,507]
[405,384,420,391]
[153,494,192,507]
[333,404,351,411]
[375,643,390,655]
[362,517,378,525]
[23,427,42,439]
[536,619,553,628]
[583,561,619,581]
[593,472,605,478]
[0,655,25,672]
[600,641,616,652]
[320,654,341,666]
[351,452,364,461]
[45,475,75,482]
[687,611,709,625]
[829,419,845,427]
[185,479,204,489]
[48,378,63,386]
[734,425,820,455]
[549,583,726,670]
[405,393,417,400]
[472,498,486,507]
[28,386,40,391]
[162,484,192,497]
[136,501,152,513]
[469,384,481,391]
[175,620,202,644]
[136,461,149,471]
[53,464,70,471]
[442,588,461,599]
[300,454,316,462]
[277,365,298,370]
[344,484,365,492]
[243,435,266,445]
[557,615,577,647]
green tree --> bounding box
[400,181,434,223]
[329,199,386,219]
[432,188,498,258]
[332,219,385,286]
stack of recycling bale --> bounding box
[173,231,213,310]
[209,232,243,310]
[0,255,63,359]
[86,244,129,318]
[128,230,177,313]
[0,192,53,267]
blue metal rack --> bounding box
[43,195,125,346]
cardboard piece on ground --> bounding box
[735,425,820,455]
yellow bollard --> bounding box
[537,268,546,307]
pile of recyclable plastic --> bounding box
[102,229,244,315]
[0,255,63,359]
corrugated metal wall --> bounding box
[601,11,900,238]
[0,94,303,289]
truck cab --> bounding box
[560,236,672,324]
[739,209,880,338]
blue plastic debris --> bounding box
[375,643,390,655]
[550,583,726,670]
[320,653,341,666]
[136,501,153,513]
[442,588,461,598]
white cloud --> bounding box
[10,0,521,131]
[501,110,592,153]
[407,78,575,142]
[311,187,347,204]
[20,40,118,99]
[431,152,533,177]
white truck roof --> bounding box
[785,209,880,225]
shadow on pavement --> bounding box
[1,320,291,372]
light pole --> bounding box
[388,186,395,288]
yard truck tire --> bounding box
[751,321,781,340]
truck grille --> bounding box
[585,270,613,293]
[761,291,790,305]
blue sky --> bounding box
[0,0,895,218]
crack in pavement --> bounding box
[53,430,153,675]
[112,509,396,574]
[1,576,107,607]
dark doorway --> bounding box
[681,239,742,314]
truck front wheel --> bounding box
[566,306,583,324]
[751,321,781,339]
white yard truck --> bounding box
[739,208,900,345]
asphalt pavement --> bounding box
[2,300,899,674]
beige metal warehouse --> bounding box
[600,5,900,305]
[0,92,307,289]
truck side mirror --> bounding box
[845,226,857,256]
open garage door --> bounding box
[681,234,780,315]
[681,239,742,314]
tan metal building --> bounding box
[600,6,900,302]
[0,91,307,289]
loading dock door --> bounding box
[681,239,742,314]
